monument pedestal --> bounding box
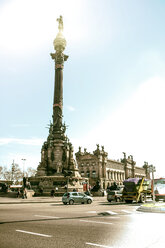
[29,174,84,196]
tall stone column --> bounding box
[49,16,69,171]
[50,16,69,138]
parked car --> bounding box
[107,187,124,202]
[62,192,93,205]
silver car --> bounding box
[62,192,93,205]
[107,188,124,202]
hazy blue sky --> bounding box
[0,0,165,177]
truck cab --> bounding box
[122,178,151,203]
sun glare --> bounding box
[0,0,86,55]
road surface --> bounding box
[0,200,164,248]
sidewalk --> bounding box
[137,202,165,213]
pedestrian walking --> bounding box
[51,189,55,197]
[17,188,21,198]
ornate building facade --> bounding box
[75,145,150,190]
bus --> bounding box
[153,178,165,202]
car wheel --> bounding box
[87,199,92,204]
[139,194,146,203]
[69,199,74,205]
[63,202,67,205]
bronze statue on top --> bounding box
[57,15,63,32]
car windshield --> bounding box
[72,193,78,196]
[63,193,70,196]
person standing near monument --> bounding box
[51,189,55,197]
[22,188,27,199]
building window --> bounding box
[81,171,85,176]
[92,170,96,178]
[87,171,90,177]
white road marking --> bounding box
[87,211,97,213]
[97,216,120,219]
[98,211,117,216]
[16,229,52,237]
[121,210,132,214]
[107,216,120,219]
[80,220,113,225]
[34,215,60,219]
[86,242,113,247]
[106,211,117,215]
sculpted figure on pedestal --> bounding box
[57,15,63,32]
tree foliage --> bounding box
[0,163,36,183]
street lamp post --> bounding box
[21,158,26,178]
[11,160,15,182]
[149,164,156,203]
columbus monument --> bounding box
[29,16,84,195]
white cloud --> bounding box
[72,77,165,178]
[0,138,44,146]
[66,105,75,112]
[138,50,165,76]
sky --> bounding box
[0,0,165,178]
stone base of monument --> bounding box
[29,175,84,196]
[26,189,35,198]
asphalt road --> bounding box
[0,200,164,248]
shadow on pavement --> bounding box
[0,214,110,225]
[99,202,141,206]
